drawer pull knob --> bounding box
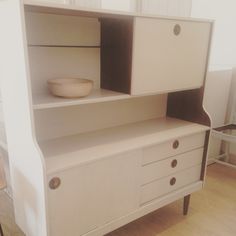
[171,159,178,168]
[49,177,61,190]
[170,177,176,186]
[173,140,179,149]
[174,24,181,35]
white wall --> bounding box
[101,0,136,12]
[139,0,192,17]
[192,0,236,158]
[203,68,232,162]
[191,0,236,68]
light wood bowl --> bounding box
[47,78,94,98]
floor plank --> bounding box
[1,163,236,236]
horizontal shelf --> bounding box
[28,45,100,48]
[39,117,210,174]
[33,89,130,110]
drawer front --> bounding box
[141,148,203,185]
[142,132,205,165]
[131,17,211,95]
[141,165,201,205]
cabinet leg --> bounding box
[183,194,191,215]
[0,223,4,236]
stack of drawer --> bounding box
[140,132,205,205]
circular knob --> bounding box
[173,24,181,35]
[49,177,61,190]
[173,140,179,149]
[171,159,178,168]
[170,177,176,186]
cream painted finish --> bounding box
[33,89,129,109]
[39,118,209,174]
[141,165,202,204]
[35,95,167,140]
[48,150,141,236]
[141,148,204,185]
[142,132,205,165]
[25,12,100,46]
[131,17,211,95]
[0,1,48,235]
[28,47,100,94]
[0,1,211,235]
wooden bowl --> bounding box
[47,78,94,98]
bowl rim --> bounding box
[47,78,94,85]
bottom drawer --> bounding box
[141,165,201,205]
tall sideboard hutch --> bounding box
[0,1,212,235]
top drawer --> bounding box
[142,132,205,165]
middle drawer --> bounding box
[141,148,203,185]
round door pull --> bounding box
[173,24,181,35]
[49,177,61,190]
[173,140,179,149]
[170,177,176,186]
[171,159,178,168]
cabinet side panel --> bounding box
[101,18,133,93]
[167,88,211,126]
[0,1,48,235]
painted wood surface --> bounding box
[23,0,212,23]
[141,165,201,204]
[25,12,100,46]
[0,2,212,236]
[38,117,209,174]
[33,89,129,109]
[141,148,204,184]
[0,0,48,235]
[34,95,167,140]
[48,150,141,236]
[142,132,205,165]
[28,47,100,95]
[131,17,211,95]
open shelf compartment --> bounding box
[38,117,210,174]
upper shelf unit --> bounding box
[24,2,213,109]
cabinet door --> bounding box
[47,150,141,236]
[131,17,211,95]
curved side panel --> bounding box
[167,88,211,126]
[0,1,48,235]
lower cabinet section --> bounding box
[47,132,206,236]
[47,150,141,236]
[140,165,202,205]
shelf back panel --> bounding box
[34,94,167,140]
[28,47,100,94]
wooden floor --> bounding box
[1,163,236,236]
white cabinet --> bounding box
[0,1,212,236]
[131,17,211,95]
[48,150,141,236]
